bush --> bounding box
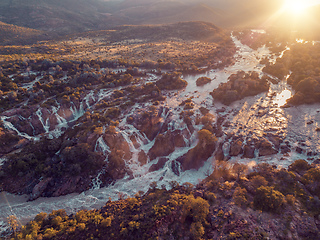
[288,159,311,174]
[182,195,209,239]
[204,192,216,204]
[232,187,248,207]
[286,194,295,205]
[254,186,285,212]
[250,175,268,189]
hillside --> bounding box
[0,0,107,35]
[0,0,306,36]
[106,22,228,43]
[0,21,45,45]
[143,4,225,26]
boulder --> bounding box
[138,150,148,165]
[30,178,52,200]
[149,157,168,172]
[229,139,243,156]
[171,160,181,176]
[103,132,132,160]
[256,138,278,156]
[243,145,255,158]
[177,130,217,171]
[267,133,282,149]
[215,143,225,161]
[52,176,82,197]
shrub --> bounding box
[182,195,209,239]
[288,159,311,174]
[302,168,320,183]
[34,212,47,223]
[198,129,217,145]
[233,187,248,207]
[232,163,248,180]
[204,192,216,204]
[43,228,57,238]
[156,72,187,90]
[182,195,209,223]
[286,194,295,205]
[254,186,285,212]
[250,175,268,189]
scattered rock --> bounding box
[307,120,314,125]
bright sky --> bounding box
[283,0,320,14]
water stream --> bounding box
[1,35,319,233]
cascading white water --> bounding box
[1,34,320,235]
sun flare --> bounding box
[283,0,313,14]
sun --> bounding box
[282,0,313,14]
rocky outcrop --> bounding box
[52,176,84,197]
[156,72,187,90]
[130,107,168,141]
[0,128,21,156]
[138,150,148,165]
[148,130,186,160]
[29,177,52,200]
[103,132,132,161]
[256,138,278,156]
[211,71,270,105]
[149,157,168,172]
[177,129,217,171]
[229,139,243,156]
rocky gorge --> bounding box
[0,29,320,237]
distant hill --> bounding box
[0,0,319,40]
[0,0,108,35]
[0,0,287,35]
[106,21,229,43]
[0,21,46,45]
[141,3,225,26]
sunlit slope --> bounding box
[0,0,290,34]
[0,21,44,45]
[142,4,225,26]
[107,22,229,43]
[0,1,104,35]
[131,0,283,28]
